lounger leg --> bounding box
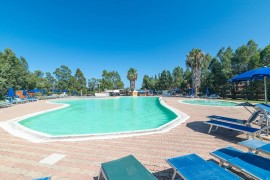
[98,169,105,180]
[255,150,259,154]
[172,169,177,180]
[258,133,262,141]
[208,125,213,133]
[218,160,224,166]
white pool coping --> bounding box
[0,97,189,143]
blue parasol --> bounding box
[7,87,15,97]
[229,66,270,103]
[23,89,27,96]
[206,87,209,96]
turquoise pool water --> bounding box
[181,99,237,106]
[19,97,177,136]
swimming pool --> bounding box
[181,99,238,106]
[19,97,178,136]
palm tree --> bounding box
[127,68,138,91]
[186,48,208,97]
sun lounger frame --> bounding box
[204,120,265,140]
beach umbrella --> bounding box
[229,66,270,103]
[29,89,42,93]
[23,89,27,96]
[206,87,209,96]
[189,88,194,96]
[7,87,15,97]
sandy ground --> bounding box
[0,97,258,179]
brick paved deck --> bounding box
[0,97,256,179]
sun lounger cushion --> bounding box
[205,120,260,133]
[240,139,270,156]
[211,146,270,180]
[166,153,241,180]
[99,155,157,180]
[259,144,270,154]
[179,161,240,180]
[167,153,205,169]
[239,139,267,149]
[211,146,245,161]
[209,115,247,125]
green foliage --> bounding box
[100,70,124,91]
[232,40,259,74]
[142,75,155,90]
[0,48,30,99]
[45,72,56,90]
[88,78,100,93]
[74,68,87,94]
[53,65,72,90]
[172,66,183,89]
[260,45,270,66]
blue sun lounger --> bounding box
[98,155,157,180]
[204,120,265,139]
[239,139,270,156]
[166,153,241,180]
[209,109,261,126]
[211,146,270,180]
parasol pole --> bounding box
[264,76,267,104]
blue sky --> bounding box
[1,0,270,88]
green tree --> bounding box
[186,48,208,96]
[166,70,173,90]
[101,70,113,90]
[260,44,270,66]
[172,66,183,89]
[0,48,30,98]
[111,71,124,89]
[142,75,155,90]
[100,70,124,90]
[88,78,100,93]
[182,69,192,92]
[32,70,50,91]
[68,76,77,95]
[153,75,160,91]
[53,65,72,90]
[74,68,87,94]
[127,68,138,91]
[159,70,168,90]
[45,72,56,91]
[231,40,259,75]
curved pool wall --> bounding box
[180,99,238,107]
[0,97,189,143]
[20,97,178,135]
